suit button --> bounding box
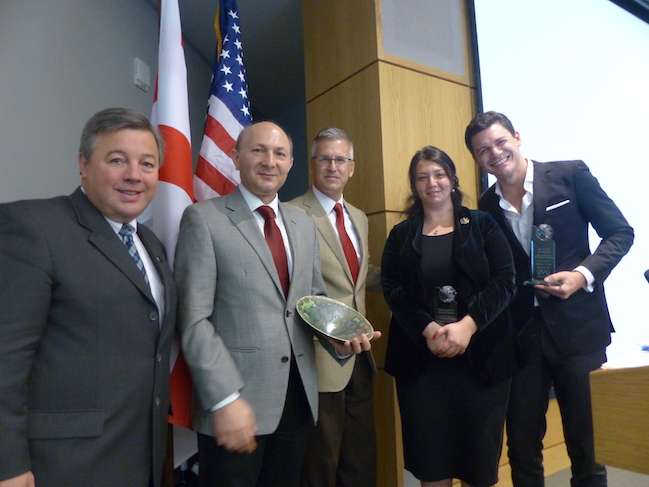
[285,310,291,318]
[156,354,162,363]
[149,311,159,321]
[155,397,161,407]
[281,356,289,363]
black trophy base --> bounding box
[524,279,561,286]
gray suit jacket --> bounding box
[0,188,176,487]
[290,189,381,392]
[174,187,327,435]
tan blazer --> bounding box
[290,188,381,392]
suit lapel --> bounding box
[532,160,552,225]
[138,226,174,315]
[70,188,155,303]
[302,189,354,285]
[225,188,287,300]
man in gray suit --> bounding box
[174,121,376,487]
[290,128,381,487]
[0,108,176,487]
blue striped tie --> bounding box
[119,224,149,285]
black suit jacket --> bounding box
[382,207,517,385]
[479,160,633,356]
[0,188,177,487]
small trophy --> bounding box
[434,285,457,324]
[524,224,560,286]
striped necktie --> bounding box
[119,224,149,285]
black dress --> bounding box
[392,232,511,486]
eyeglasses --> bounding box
[311,156,353,166]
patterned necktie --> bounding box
[333,203,359,284]
[119,224,149,285]
[257,206,290,297]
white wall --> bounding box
[0,0,211,203]
[474,0,649,360]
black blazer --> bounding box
[382,207,517,385]
[0,188,177,487]
[479,160,633,356]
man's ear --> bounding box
[231,149,240,170]
[78,153,88,177]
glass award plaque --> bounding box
[434,285,457,325]
[524,224,560,286]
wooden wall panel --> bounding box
[374,371,404,487]
[305,63,385,214]
[303,0,379,101]
[377,62,479,212]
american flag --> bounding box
[194,0,252,201]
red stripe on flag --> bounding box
[204,114,236,156]
[157,125,194,200]
[196,156,237,195]
[168,351,193,429]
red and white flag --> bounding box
[194,0,252,202]
[148,0,195,465]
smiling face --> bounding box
[470,122,526,181]
[232,122,293,203]
[414,159,453,211]
[79,128,159,223]
[310,138,355,201]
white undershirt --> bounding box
[312,186,362,263]
[239,184,294,277]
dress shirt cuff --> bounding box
[208,391,240,412]
[335,350,352,360]
[574,265,595,293]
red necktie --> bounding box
[257,205,290,297]
[333,203,359,285]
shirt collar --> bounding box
[238,184,280,215]
[105,217,138,235]
[495,158,534,200]
[312,185,344,215]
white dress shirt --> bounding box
[105,217,165,323]
[312,186,361,263]
[239,184,294,277]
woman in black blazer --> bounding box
[382,146,517,487]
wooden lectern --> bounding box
[590,365,649,474]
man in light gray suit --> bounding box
[174,121,376,487]
[290,128,381,487]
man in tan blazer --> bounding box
[290,127,381,487]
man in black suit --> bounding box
[465,111,633,487]
[0,108,176,487]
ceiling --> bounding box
[176,0,305,119]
